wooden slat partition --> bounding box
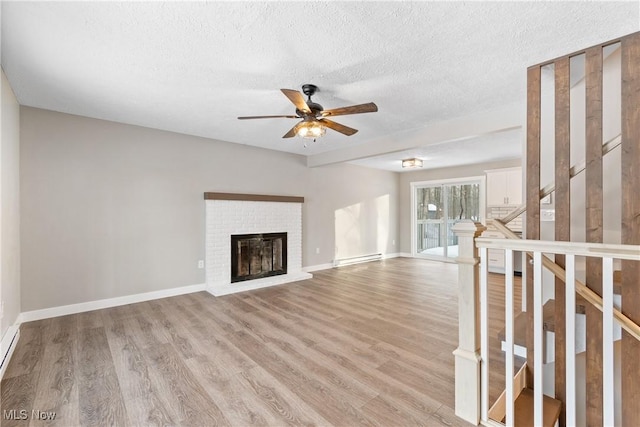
[554,56,570,426]
[621,32,640,427]
[521,31,640,426]
[585,46,604,426]
[500,133,621,226]
[526,65,542,387]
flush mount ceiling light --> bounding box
[402,158,423,168]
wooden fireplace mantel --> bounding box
[204,192,304,203]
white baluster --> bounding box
[480,246,489,422]
[505,249,514,427]
[533,251,543,427]
[602,257,614,426]
[565,254,576,426]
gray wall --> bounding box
[398,158,522,254]
[306,163,399,262]
[20,107,399,311]
[1,70,21,335]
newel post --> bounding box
[452,219,486,425]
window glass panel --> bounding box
[445,183,480,257]
[414,181,481,259]
[416,186,445,256]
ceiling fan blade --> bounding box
[321,102,378,117]
[320,119,358,136]
[282,122,303,138]
[281,89,311,114]
[238,115,299,120]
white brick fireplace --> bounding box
[205,193,312,296]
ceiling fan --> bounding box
[238,84,378,139]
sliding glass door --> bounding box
[412,178,483,260]
[415,186,446,256]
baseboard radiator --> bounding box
[333,253,382,267]
[0,325,20,380]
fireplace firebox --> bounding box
[231,233,287,283]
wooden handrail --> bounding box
[488,219,640,342]
[500,133,622,225]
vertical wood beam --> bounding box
[526,65,541,386]
[585,45,603,426]
[621,32,640,426]
[554,56,570,426]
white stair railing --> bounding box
[475,236,640,426]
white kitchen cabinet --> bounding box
[488,249,506,274]
[483,230,506,273]
[486,167,522,206]
[482,230,523,275]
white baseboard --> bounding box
[19,283,206,323]
[303,263,334,273]
[305,253,404,272]
[16,253,408,324]
[334,253,382,267]
[382,252,403,259]
[333,252,407,267]
[398,252,412,258]
[0,324,20,380]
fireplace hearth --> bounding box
[231,233,287,283]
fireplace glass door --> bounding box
[231,233,287,282]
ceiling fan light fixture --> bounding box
[238,84,377,140]
[402,158,423,168]
[297,121,326,139]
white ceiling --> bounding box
[350,128,524,172]
[2,1,638,171]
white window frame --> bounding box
[410,175,486,261]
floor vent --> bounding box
[333,253,383,267]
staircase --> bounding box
[452,31,640,427]
[475,132,635,426]
[496,274,623,362]
[473,234,640,426]
[496,299,579,361]
[511,388,562,427]
[484,198,631,427]
[488,364,562,427]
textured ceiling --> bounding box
[350,128,524,172]
[2,1,638,170]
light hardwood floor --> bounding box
[2,258,489,426]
